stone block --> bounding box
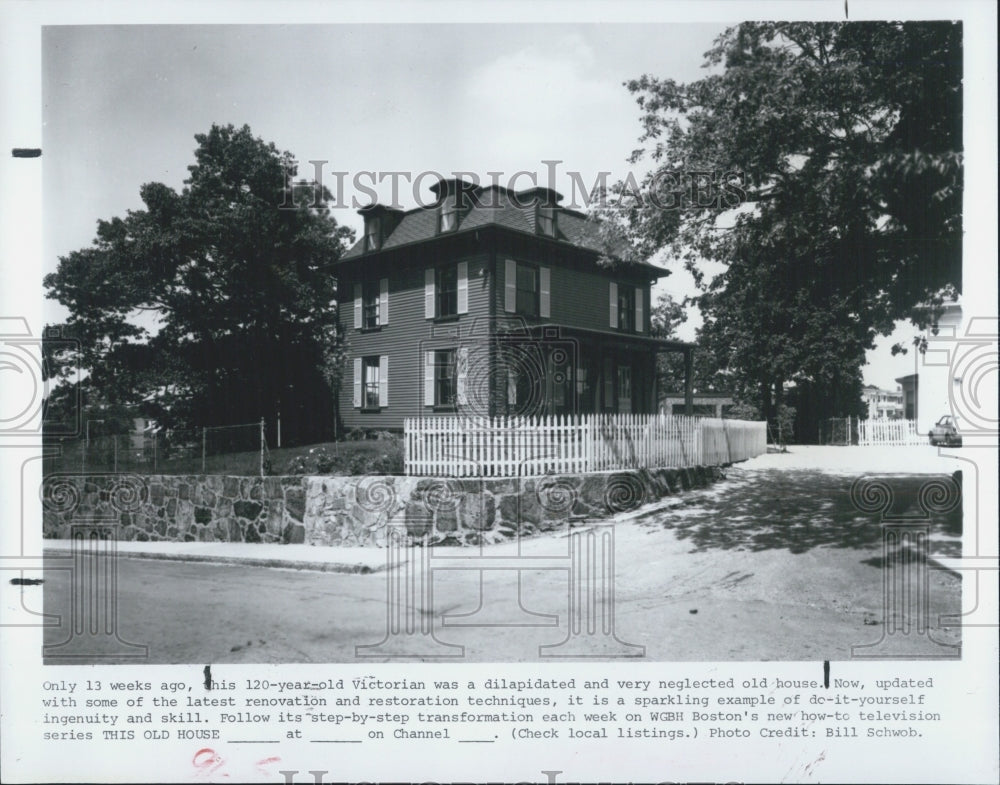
[222,477,240,498]
[194,506,213,525]
[265,502,284,536]
[244,522,261,543]
[178,483,190,501]
[283,522,305,545]
[166,497,177,518]
[405,501,432,537]
[285,488,305,522]
[264,477,284,499]
[149,483,164,506]
[227,519,242,541]
[436,504,458,532]
[233,500,263,520]
[580,474,608,509]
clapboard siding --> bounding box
[338,250,492,431]
[491,234,651,335]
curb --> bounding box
[42,548,392,575]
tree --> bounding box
[613,22,962,429]
[44,124,353,444]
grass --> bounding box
[43,437,405,476]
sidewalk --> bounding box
[741,444,965,474]
[43,506,656,574]
[42,539,393,574]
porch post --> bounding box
[684,346,693,415]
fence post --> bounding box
[259,418,265,478]
[113,435,118,473]
[202,427,207,474]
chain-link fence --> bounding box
[820,416,859,445]
[44,421,269,476]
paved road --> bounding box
[42,465,962,663]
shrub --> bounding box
[312,447,336,474]
[369,451,404,475]
[285,455,310,475]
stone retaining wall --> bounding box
[42,465,724,547]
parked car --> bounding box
[929,415,962,447]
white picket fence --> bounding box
[857,418,923,447]
[404,414,767,477]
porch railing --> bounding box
[404,413,767,477]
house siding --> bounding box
[490,233,651,335]
[337,246,492,431]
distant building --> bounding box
[861,384,904,419]
[660,392,735,418]
[895,374,918,421]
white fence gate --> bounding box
[404,414,767,477]
[856,418,923,446]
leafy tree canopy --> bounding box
[44,124,353,443]
[615,21,962,422]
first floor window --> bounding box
[617,364,632,413]
[363,357,380,408]
[435,349,457,406]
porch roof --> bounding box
[526,323,694,353]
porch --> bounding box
[486,323,695,418]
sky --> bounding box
[42,22,942,389]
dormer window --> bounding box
[537,205,557,237]
[439,197,458,233]
[364,216,380,252]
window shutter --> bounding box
[353,358,362,408]
[457,261,468,314]
[353,284,363,329]
[424,268,435,319]
[539,266,551,318]
[424,351,435,406]
[504,259,517,313]
[609,282,618,328]
[635,286,643,333]
[378,356,388,407]
[379,278,389,325]
[456,346,468,406]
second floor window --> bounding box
[437,264,458,317]
[516,262,538,316]
[362,278,380,328]
[617,285,635,331]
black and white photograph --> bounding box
[1,1,997,783]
